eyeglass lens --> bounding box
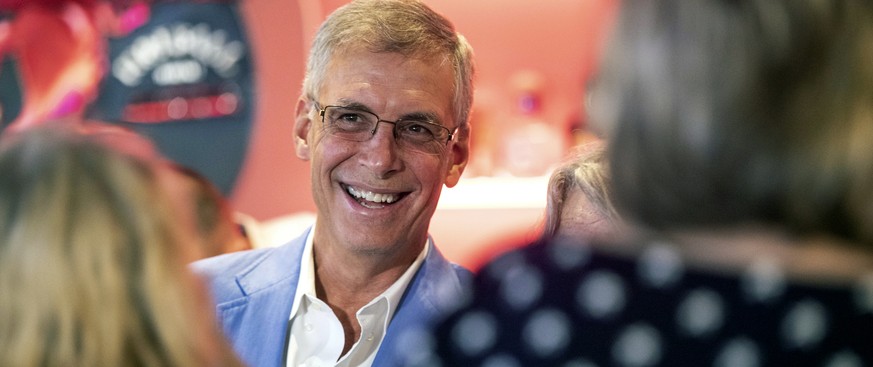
[320,106,452,155]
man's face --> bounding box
[294,49,468,257]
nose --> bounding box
[358,120,402,177]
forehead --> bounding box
[319,49,455,121]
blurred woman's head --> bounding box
[0,126,241,366]
[592,0,873,246]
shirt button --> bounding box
[304,323,313,332]
[366,333,375,341]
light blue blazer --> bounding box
[192,227,472,367]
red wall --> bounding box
[231,0,314,219]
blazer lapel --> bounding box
[374,240,471,366]
[214,231,469,367]
[217,232,308,367]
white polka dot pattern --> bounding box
[548,240,592,271]
[451,310,498,357]
[781,300,828,349]
[741,258,786,304]
[611,323,663,367]
[824,350,864,367]
[713,337,761,367]
[482,354,522,367]
[676,288,725,337]
[498,264,544,310]
[854,273,873,314]
[432,240,873,366]
[522,308,572,357]
[486,251,527,281]
[637,242,684,289]
[576,270,626,319]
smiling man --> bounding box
[192,1,475,366]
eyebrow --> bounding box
[334,99,442,124]
[334,100,373,113]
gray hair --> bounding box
[593,0,873,245]
[543,142,620,239]
[302,0,475,131]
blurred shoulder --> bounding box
[192,246,278,279]
[191,233,307,302]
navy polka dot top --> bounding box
[416,238,873,367]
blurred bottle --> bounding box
[497,69,565,177]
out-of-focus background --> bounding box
[234,0,617,269]
[0,0,617,269]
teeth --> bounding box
[346,186,399,204]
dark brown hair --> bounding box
[593,0,873,245]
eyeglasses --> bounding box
[316,103,456,155]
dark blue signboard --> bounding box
[88,0,255,195]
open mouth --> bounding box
[344,184,407,209]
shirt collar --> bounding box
[288,220,430,323]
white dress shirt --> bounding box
[285,222,428,367]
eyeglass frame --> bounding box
[314,102,458,148]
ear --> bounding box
[444,125,470,188]
[294,98,314,161]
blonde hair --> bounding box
[0,126,242,366]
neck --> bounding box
[308,232,424,356]
[660,226,873,285]
[312,241,421,304]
